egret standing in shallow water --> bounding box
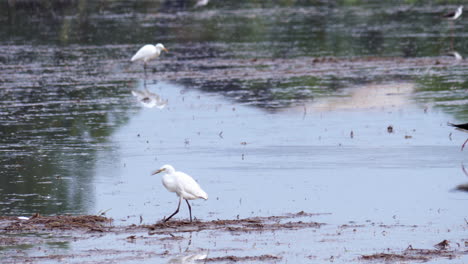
[152,164,208,222]
[131,43,168,78]
[442,6,463,50]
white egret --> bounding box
[443,6,463,20]
[152,164,208,222]
[131,43,168,77]
[194,0,209,8]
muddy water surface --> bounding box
[1,0,468,263]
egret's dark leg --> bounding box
[185,199,192,222]
[164,197,182,222]
[143,63,148,89]
[461,137,468,151]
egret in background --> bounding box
[152,164,208,222]
[443,6,463,20]
[194,0,209,8]
[131,43,168,78]
[442,6,463,50]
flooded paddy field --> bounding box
[0,0,468,263]
[0,212,466,263]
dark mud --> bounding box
[361,246,468,263]
[0,211,324,234]
[1,212,467,263]
[138,211,324,235]
[2,46,463,112]
[0,212,321,263]
[204,254,282,262]
[1,211,324,234]
[2,48,463,87]
[2,214,111,232]
[159,56,465,82]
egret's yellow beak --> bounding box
[163,48,169,52]
[152,168,165,175]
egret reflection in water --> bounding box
[132,88,168,109]
[454,164,468,193]
[167,252,208,264]
[446,51,463,61]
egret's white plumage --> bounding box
[194,0,209,8]
[131,43,168,76]
[152,164,208,222]
[131,43,168,62]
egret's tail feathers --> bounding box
[131,53,144,62]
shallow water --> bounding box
[1,0,468,263]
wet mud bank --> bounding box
[2,48,464,88]
[2,48,463,112]
[1,212,467,263]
